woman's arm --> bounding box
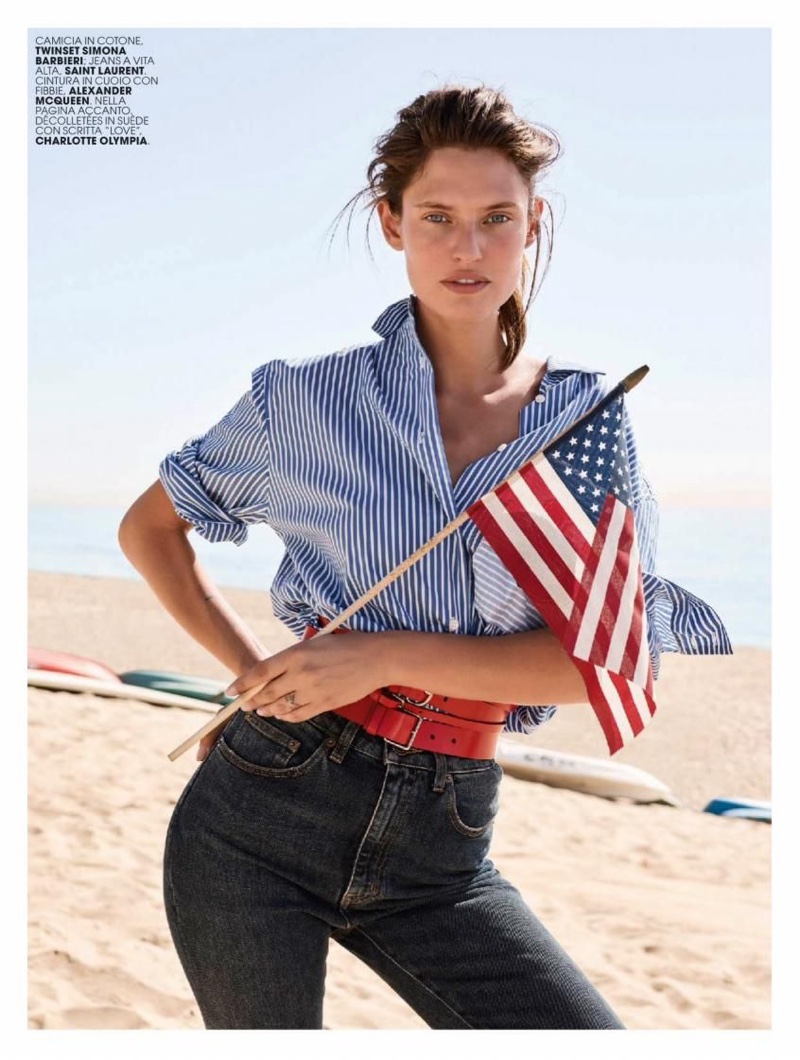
[374,628,586,705]
[225,624,587,722]
[118,480,269,682]
[142,379,584,720]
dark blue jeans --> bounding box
[163,708,624,1030]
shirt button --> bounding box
[497,442,507,451]
[448,617,460,632]
[534,393,546,404]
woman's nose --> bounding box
[451,224,483,260]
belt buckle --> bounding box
[383,687,434,709]
[382,704,425,751]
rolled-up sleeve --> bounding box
[158,363,272,545]
[626,416,733,676]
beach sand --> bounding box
[27,570,771,1031]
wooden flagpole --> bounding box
[167,365,648,761]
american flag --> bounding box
[466,380,654,754]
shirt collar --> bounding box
[541,357,606,385]
[371,296,605,381]
[371,296,416,339]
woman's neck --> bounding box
[412,297,511,399]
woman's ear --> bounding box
[525,196,544,249]
[377,199,404,251]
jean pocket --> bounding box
[218,712,334,778]
[444,761,503,838]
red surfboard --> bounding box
[27,648,121,684]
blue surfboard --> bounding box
[703,797,771,823]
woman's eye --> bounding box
[422,212,512,225]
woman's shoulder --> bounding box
[247,297,414,398]
[257,341,377,378]
[248,340,380,400]
[246,340,382,428]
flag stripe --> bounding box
[611,670,655,736]
[571,497,627,662]
[634,613,654,694]
[623,536,652,688]
[471,493,575,623]
[605,508,639,674]
[572,659,624,755]
[610,548,641,674]
[596,666,639,746]
[520,459,596,556]
[500,476,585,601]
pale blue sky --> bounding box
[28,25,770,506]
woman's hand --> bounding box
[224,632,390,724]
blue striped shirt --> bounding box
[159,296,731,733]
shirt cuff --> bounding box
[158,451,250,545]
[503,704,558,734]
[642,572,733,678]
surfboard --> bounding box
[703,797,772,822]
[720,807,772,822]
[495,738,680,805]
[27,648,121,684]
[27,669,222,713]
[118,669,234,704]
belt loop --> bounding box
[432,753,448,794]
[328,720,360,764]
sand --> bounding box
[27,570,772,1034]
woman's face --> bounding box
[378,146,542,324]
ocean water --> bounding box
[27,503,770,649]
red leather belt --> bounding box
[303,618,511,759]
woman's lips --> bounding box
[441,280,491,294]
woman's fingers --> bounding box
[232,676,299,714]
[227,648,313,714]
[226,653,287,698]
[269,701,325,724]
[224,633,384,724]
[252,685,306,717]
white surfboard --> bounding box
[27,669,222,713]
[495,738,680,805]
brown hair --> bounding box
[330,83,562,369]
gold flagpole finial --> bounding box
[621,365,649,392]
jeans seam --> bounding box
[353,927,474,1029]
[339,764,392,913]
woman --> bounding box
[118,84,728,1030]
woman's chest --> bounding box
[437,405,523,489]
[436,366,544,488]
